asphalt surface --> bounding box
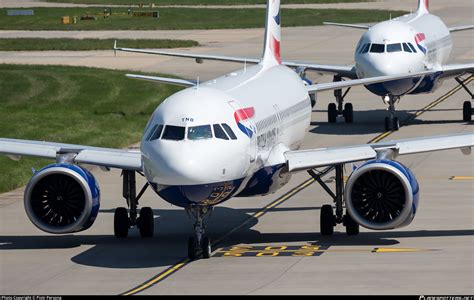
[0,0,473,295]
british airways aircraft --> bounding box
[116,0,474,132]
[320,0,474,131]
[1,0,473,261]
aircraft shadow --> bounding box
[310,109,467,135]
[1,204,473,268]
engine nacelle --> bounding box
[24,164,100,234]
[344,160,420,230]
[301,77,317,108]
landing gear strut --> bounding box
[455,76,473,122]
[114,170,153,238]
[328,75,353,123]
[308,165,359,236]
[186,205,213,260]
[383,95,400,132]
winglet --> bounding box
[417,0,429,15]
[114,40,117,57]
[261,0,281,66]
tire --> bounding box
[201,236,212,259]
[188,237,199,261]
[328,103,337,123]
[344,214,359,236]
[393,117,400,131]
[114,207,129,238]
[138,207,154,238]
[463,101,472,122]
[320,205,335,236]
[343,103,354,123]
[384,117,391,132]
[310,94,317,108]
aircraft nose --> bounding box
[143,140,249,186]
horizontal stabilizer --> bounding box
[126,74,196,87]
[323,22,371,30]
[449,25,474,32]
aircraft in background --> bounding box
[1,0,473,261]
[116,0,474,131]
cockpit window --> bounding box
[370,44,385,53]
[402,43,412,53]
[188,125,213,140]
[387,43,402,53]
[146,124,164,141]
[221,123,237,140]
[408,43,417,53]
[360,43,370,54]
[213,124,229,140]
[162,125,185,141]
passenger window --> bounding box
[360,43,370,54]
[408,43,417,53]
[146,124,164,141]
[221,124,237,140]
[387,43,402,53]
[162,125,185,141]
[370,44,385,53]
[188,125,212,140]
[213,124,229,140]
[402,43,412,53]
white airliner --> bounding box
[115,0,474,132]
[1,0,473,261]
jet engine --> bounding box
[24,164,100,234]
[344,160,420,230]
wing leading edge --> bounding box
[285,132,474,172]
[0,138,142,171]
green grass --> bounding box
[0,7,406,30]
[43,0,373,5]
[0,64,183,193]
[0,38,198,51]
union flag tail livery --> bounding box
[417,0,429,14]
[262,0,282,66]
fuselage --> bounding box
[141,64,311,208]
[354,11,452,97]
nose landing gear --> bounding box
[456,77,473,122]
[383,95,400,132]
[186,205,213,260]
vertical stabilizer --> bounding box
[417,0,429,14]
[261,0,281,66]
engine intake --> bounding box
[344,160,419,230]
[24,164,100,234]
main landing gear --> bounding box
[328,75,353,123]
[308,165,359,236]
[455,77,473,122]
[383,95,400,132]
[186,205,213,260]
[114,170,154,238]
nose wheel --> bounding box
[384,95,400,131]
[186,205,213,260]
[463,101,472,122]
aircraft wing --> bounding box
[114,43,358,79]
[449,25,474,32]
[305,70,436,93]
[285,132,473,172]
[323,22,371,30]
[0,138,142,171]
[440,63,474,78]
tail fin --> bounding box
[417,0,429,14]
[261,0,281,66]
